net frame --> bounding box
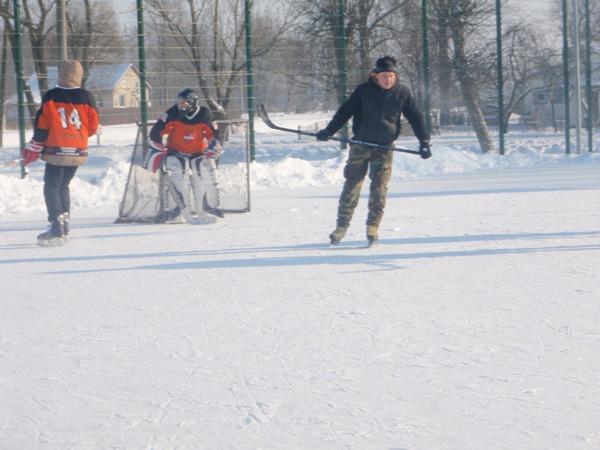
[116,119,251,224]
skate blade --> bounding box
[37,237,64,247]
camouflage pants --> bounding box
[336,143,393,228]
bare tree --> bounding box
[385,0,424,100]
[430,0,455,125]
[444,0,495,153]
[348,0,407,77]
[145,0,292,119]
[20,0,54,95]
[65,0,125,85]
[500,21,554,130]
[297,0,407,104]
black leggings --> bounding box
[43,164,78,222]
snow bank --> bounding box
[0,175,44,216]
[1,123,599,217]
[0,161,130,216]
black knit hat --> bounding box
[372,56,397,73]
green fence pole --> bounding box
[244,0,256,162]
[495,0,505,155]
[421,0,431,136]
[0,29,8,148]
[56,0,67,61]
[562,0,571,155]
[584,0,592,152]
[136,0,149,148]
[336,0,348,149]
[13,0,27,178]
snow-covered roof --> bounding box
[86,63,135,90]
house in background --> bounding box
[522,80,600,130]
[85,63,151,111]
[22,63,151,125]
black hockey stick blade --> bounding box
[257,104,421,155]
[256,103,315,136]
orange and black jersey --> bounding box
[150,105,217,155]
[33,87,99,149]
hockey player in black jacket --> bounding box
[317,55,431,245]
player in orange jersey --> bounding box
[24,60,100,246]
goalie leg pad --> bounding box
[163,154,189,204]
[193,156,221,210]
[163,173,216,225]
[190,155,209,215]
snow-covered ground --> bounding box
[1,118,600,448]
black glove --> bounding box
[419,140,432,159]
[316,129,331,141]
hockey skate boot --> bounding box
[329,226,347,245]
[37,217,65,247]
[366,224,379,245]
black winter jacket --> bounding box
[324,78,429,145]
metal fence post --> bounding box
[562,0,571,155]
[56,0,67,61]
[13,0,27,178]
[336,0,348,150]
[572,0,582,154]
[0,28,7,148]
[137,0,149,149]
[495,0,505,155]
[422,0,431,137]
[584,0,593,152]
[244,0,256,162]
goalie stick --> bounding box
[163,173,217,225]
[257,104,421,155]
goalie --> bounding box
[147,88,224,223]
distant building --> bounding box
[27,63,150,108]
[522,81,600,129]
[1,63,152,126]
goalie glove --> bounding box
[143,141,167,173]
[22,140,43,165]
[205,138,223,159]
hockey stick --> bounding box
[257,104,421,155]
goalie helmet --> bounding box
[177,88,199,117]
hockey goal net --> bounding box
[116,120,251,223]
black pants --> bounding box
[43,163,78,222]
